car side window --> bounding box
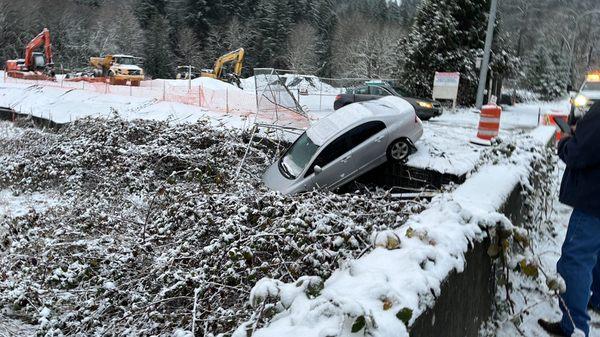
[305,135,353,177]
[346,121,386,148]
[304,121,386,177]
[370,87,391,96]
[354,86,369,95]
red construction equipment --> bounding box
[471,104,502,146]
[5,28,55,81]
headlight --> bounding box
[574,94,588,107]
[416,101,434,109]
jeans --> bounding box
[558,208,600,336]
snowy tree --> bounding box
[135,0,167,29]
[332,15,404,78]
[253,0,293,68]
[311,0,337,77]
[176,27,203,68]
[526,45,569,100]
[396,0,515,105]
[142,14,175,78]
[285,22,319,73]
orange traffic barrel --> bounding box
[471,104,501,146]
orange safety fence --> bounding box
[1,75,308,125]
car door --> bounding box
[304,132,354,190]
[345,121,388,177]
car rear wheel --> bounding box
[387,138,412,163]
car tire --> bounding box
[387,138,413,163]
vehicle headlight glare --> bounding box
[574,95,588,107]
[417,101,433,109]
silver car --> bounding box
[263,96,424,194]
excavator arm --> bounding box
[24,28,53,69]
[212,48,245,79]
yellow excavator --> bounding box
[201,48,245,87]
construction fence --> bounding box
[2,69,404,127]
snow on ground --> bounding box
[0,78,569,177]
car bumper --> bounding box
[415,107,443,119]
[114,75,144,81]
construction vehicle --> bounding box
[201,48,245,87]
[569,70,600,123]
[5,28,55,81]
[89,54,145,86]
[176,65,201,80]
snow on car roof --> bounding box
[306,96,413,146]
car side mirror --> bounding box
[313,165,323,175]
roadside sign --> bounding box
[432,72,460,108]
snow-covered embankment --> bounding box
[236,126,557,337]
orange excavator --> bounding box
[5,28,55,81]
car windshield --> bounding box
[115,57,135,65]
[280,133,320,179]
[582,82,600,91]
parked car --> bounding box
[334,81,443,120]
[263,96,424,195]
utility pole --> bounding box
[475,0,498,109]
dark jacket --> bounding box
[558,101,600,218]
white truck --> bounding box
[569,71,600,123]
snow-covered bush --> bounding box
[0,118,422,336]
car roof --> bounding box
[307,96,413,146]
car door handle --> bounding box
[374,135,384,142]
[341,155,352,163]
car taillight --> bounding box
[335,94,342,100]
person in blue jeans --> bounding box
[539,101,600,336]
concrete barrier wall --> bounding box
[409,142,551,337]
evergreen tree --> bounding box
[142,14,175,78]
[311,0,337,77]
[253,0,293,68]
[396,0,514,105]
[398,0,421,27]
[136,0,167,29]
[526,45,569,100]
